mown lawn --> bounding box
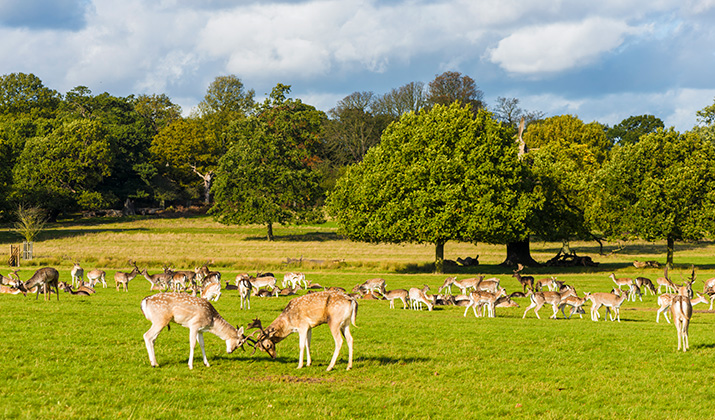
[1,216,714,419]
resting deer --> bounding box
[0,284,27,296]
[512,264,534,293]
[70,262,84,288]
[670,295,692,352]
[409,285,433,311]
[86,269,107,288]
[115,261,140,292]
[247,290,358,371]
[141,293,248,369]
[24,267,60,301]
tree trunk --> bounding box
[267,222,274,241]
[434,241,445,274]
[666,235,675,268]
[501,238,540,267]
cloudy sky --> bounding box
[1,0,714,130]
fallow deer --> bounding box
[86,269,107,288]
[24,267,60,301]
[140,293,248,369]
[383,289,409,309]
[409,285,433,311]
[670,295,692,352]
[70,262,84,288]
[247,290,358,371]
[115,261,140,292]
[352,278,386,296]
[512,264,534,293]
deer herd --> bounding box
[2,260,712,371]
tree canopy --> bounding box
[327,103,534,272]
[606,115,664,146]
[211,85,325,240]
[587,128,715,265]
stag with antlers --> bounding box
[245,290,358,371]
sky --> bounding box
[1,0,714,131]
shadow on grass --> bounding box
[361,356,432,365]
[244,232,342,242]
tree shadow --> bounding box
[244,232,343,242]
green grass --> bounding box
[1,217,715,419]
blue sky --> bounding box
[1,0,714,131]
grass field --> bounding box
[1,216,715,419]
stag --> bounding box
[24,267,60,301]
[246,290,358,371]
[512,263,534,293]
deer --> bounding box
[634,277,657,296]
[609,273,633,291]
[141,268,173,291]
[409,285,433,311]
[194,263,221,286]
[86,269,107,288]
[201,281,221,302]
[587,291,628,322]
[115,261,140,292]
[0,284,27,296]
[23,267,60,301]
[70,262,84,288]
[249,275,278,297]
[512,263,534,293]
[522,290,566,319]
[352,278,386,296]
[383,289,409,309]
[464,288,506,318]
[140,293,249,369]
[534,276,557,292]
[60,282,91,296]
[476,277,501,293]
[438,276,482,296]
[558,293,591,319]
[670,295,693,352]
[656,266,677,294]
[283,272,308,289]
[657,293,708,323]
[246,290,358,371]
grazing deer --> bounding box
[86,269,107,288]
[670,295,692,352]
[247,290,358,371]
[634,277,656,296]
[438,276,457,295]
[587,291,628,322]
[283,272,308,289]
[383,289,409,309]
[142,268,172,291]
[409,285,433,311]
[24,267,60,301]
[70,262,84,288]
[115,261,140,292]
[194,263,221,286]
[352,278,386,296]
[141,293,248,369]
[512,264,534,293]
[440,276,483,296]
[476,277,501,293]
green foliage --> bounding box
[524,114,612,164]
[587,128,715,264]
[696,97,715,126]
[0,72,61,118]
[607,114,664,145]
[12,119,114,213]
[426,71,485,111]
[327,103,534,259]
[12,205,47,242]
[132,93,182,135]
[211,85,325,239]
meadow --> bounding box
[1,215,714,419]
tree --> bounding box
[151,117,220,204]
[327,103,535,273]
[12,119,114,218]
[587,128,715,266]
[373,81,427,118]
[132,93,182,135]
[323,92,391,165]
[426,71,485,111]
[492,97,545,128]
[0,72,60,118]
[524,114,612,164]
[211,84,325,240]
[606,115,664,145]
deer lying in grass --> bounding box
[0,284,26,296]
[247,290,358,371]
[24,267,60,301]
[141,293,248,369]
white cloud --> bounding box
[487,17,645,74]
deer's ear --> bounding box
[237,326,244,335]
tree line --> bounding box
[1,71,714,269]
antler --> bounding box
[246,318,264,331]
